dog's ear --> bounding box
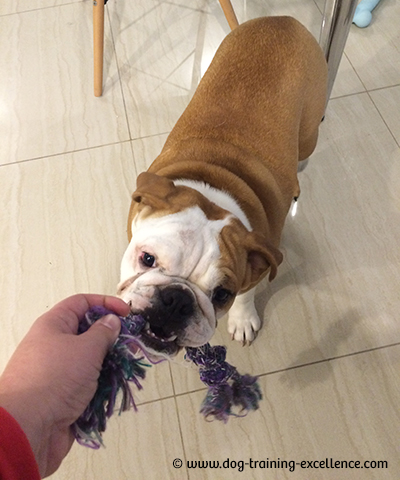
[127,172,176,240]
[241,231,283,292]
[132,172,176,210]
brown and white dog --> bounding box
[118,17,327,355]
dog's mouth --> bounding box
[121,280,215,357]
[139,322,181,357]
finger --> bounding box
[103,295,130,317]
[39,294,130,334]
[81,314,121,362]
[59,293,130,318]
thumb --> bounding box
[84,314,122,360]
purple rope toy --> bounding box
[73,306,262,448]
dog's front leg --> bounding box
[227,288,260,345]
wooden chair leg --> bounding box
[93,0,104,97]
[218,0,239,30]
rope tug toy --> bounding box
[73,306,262,448]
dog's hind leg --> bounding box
[297,46,327,163]
[298,119,320,162]
[297,158,309,173]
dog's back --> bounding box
[163,17,327,166]
[148,17,327,244]
[123,18,328,346]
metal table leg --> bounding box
[319,0,358,105]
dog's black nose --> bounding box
[160,286,194,321]
[142,286,195,341]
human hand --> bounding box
[0,294,129,478]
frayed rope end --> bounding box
[186,344,262,423]
[74,308,263,448]
[73,306,158,449]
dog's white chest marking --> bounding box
[173,179,252,231]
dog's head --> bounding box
[118,172,282,356]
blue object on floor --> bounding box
[353,0,382,27]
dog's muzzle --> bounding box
[118,272,216,356]
[138,284,195,355]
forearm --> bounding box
[0,379,50,474]
[0,294,126,477]
[0,406,41,480]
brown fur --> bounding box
[128,16,327,289]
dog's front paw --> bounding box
[227,307,261,346]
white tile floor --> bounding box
[1,1,399,479]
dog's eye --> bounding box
[212,287,233,306]
[140,252,156,268]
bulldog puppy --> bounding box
[118,16,327,355]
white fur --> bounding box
[123,206,232,291]
[121,182,262,345]
[173,179,252,231]
[174,180,261,344]
[120,206,233,346]
[228,288,260,344]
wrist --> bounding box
[0,379,50,471]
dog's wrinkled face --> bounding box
[118,172,282,356]
[118,206,232,355]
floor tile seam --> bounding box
[172,390,190,479]
[367,83,400,94]
[328,87,394,105]
[341,47,400,96]
[106,6,133,141]
[129,391,190,478]
[115,62,192,100]
[133,341,400,408]
[256,341,400,380]
[0,133,171,168]
[312,0,324,15]
[326,85,400,147]
[339,50,369,94]
[162,49,197,91]
[164,1,210,15]
[130,131,171,142]
[367,90,400,148]
[329,89,367,102]
[118,64,191,93]
[0,1,85,18]
[105,0,206,36]
[0,140,133,167]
